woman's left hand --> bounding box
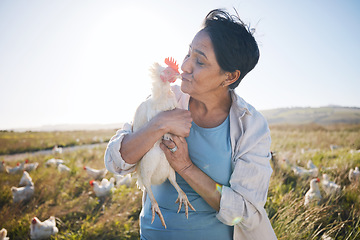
[160,135,193,174]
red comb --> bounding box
[164,57,179,73]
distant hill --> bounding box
[260,106,360,125]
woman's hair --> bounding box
[202,9,260,89]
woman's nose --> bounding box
[181,57,192,73]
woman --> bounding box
[105,9,277,240]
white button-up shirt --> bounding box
[104,85,277,240]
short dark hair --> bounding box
[202,9,260,89]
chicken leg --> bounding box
[168,167,196,218]
[142,178,167,228]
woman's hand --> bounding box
[161,135,221,211]
[160,135,193,174]
[153,108,192,138]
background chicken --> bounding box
[292,164,318,178]
[307,159,317,169]
[0,228,9,240]
[11,184,35,203]
[30,216,58,240]
[0,161,9,173]
[45,158,64,167]
[132,57,195,229]
[19,171,34,187]
[321,174,341,196]
[24,159,39,172]
[348,166,360,182]
[304,178,322,206]
[115,173,132,188]
[11,170,35,203]
[89,177,115,197]
[8,161,25,174]
[58,163,71,173]
[83,165,107,179]
[52,145,63,154]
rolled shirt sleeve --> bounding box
[216,133,272,230]
[216,93,277,239]
[104,122,137,175]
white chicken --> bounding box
[89,177,115,197]
[304,178,322,206]
[132,57,195,228]
[45,158,64,167]
[307,159,317,169]
[30,216,58,240]
[321,174,341,196]
[83,166,108,179]
[52,145,63,154]
[292,164,318,178]
[115,173,132,188]
[57,164,71,173]
[24,159,39,172]
[19,171,34,187]
[11,185,35,203]
[8,161,25,174]
[348,166,360,182]
[0,161,9,173]
[279,158,292,171]
[0,228,9,240]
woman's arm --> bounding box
[180,163,222,211]
[121,109,193,165]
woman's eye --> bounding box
[196,59,204,65]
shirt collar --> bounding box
[230,90,252,116]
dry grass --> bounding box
[268,124,360,239]
[0,125,359,239]
[0,144,142,240]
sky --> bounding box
[0,0,359,130]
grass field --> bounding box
[0,124,359,239]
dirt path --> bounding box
[0,143,107,162]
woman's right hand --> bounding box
[152,108,192,137]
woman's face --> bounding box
[180,30,227,98]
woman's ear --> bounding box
[224,70,241,87]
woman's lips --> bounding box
[181,75,190,82]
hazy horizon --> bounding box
[3,105,360,132]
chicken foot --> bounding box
[143,180,167,228]
[168,168,196,218]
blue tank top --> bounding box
[140,115,233,240]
